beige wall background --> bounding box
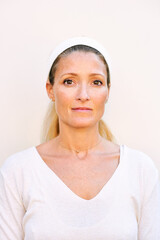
[0,0,160,170]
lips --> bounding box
[72,107,92,110]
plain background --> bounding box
[0,0,160,170]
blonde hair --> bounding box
[41,45,116,143]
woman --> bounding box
[0,37,160,240]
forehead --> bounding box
[54,51,107,77]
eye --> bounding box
[93,80,103,86]
[63,79,73,85]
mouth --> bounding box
[71,107,92,112]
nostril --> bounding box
[76,86,90,101]
[77,94,90,101]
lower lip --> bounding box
[72,109,92,112]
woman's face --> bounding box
[47,51,110,128]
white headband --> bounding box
[46,36,111,81]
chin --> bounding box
[68,118,99,128]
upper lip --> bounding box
[72,107,92,110]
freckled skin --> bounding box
[48,51,110,129]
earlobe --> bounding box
[46,81,55,101]
[105,97,108,103]
[105,85,110,103]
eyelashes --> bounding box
[63,79,103,86]
[63,79,73,85]
[93,80,103,86]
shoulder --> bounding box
[123,144,159,183]
[123,144,156,166]
[0,147,36,178]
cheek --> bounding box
[91,89,108,106]
[54,85,108,110]
[54,87,73,110]
[57,91,70,102]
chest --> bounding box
[23,147,140,240]
[42,154,120,200]
[23,170,139,240]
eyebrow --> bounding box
[60,73,105,78]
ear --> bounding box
[105,84,111,103]
[46,80,55,101]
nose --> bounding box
[76,83,90,102]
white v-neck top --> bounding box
[0,144,160,240]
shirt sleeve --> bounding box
[138,157,160,240]
[0,170,25,240]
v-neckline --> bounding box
[33,144,125,202]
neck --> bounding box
[56,122,102,153]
